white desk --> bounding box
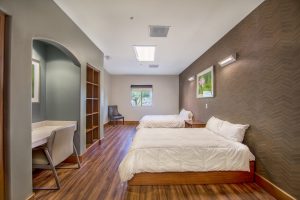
[32,121,77,148]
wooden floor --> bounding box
[33,125,276,200]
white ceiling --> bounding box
[53,0,263,75]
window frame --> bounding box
[130,85,153,107]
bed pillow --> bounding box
[219,121,249,143]
[206,116,223,133]
[179,109,193,120]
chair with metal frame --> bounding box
[32,126,81,190]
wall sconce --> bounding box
[188,76,195,81]
[218,53,237,67]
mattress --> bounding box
[119,128,255,182]
[137,115,185,129]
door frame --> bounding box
[0,10,6,200]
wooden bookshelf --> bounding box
[86,64,100,149]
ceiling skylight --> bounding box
[133,46,155,62]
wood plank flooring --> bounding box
[33,125,276,200]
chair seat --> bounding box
[32,149,49,165]
[112,115,124,120]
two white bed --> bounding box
[119,127,255,183]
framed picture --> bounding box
[196,66,214,98]
[32,59,40,103]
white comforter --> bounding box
[119,128,255,182]
[137,115,185,129]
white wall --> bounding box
[111,75,179,121]
[103,70,112,123]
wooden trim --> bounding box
[0,11,5,200]
[104,122,110,128]
[129,161,254,186]
[124,121,139,126]
[108,121,139,126]
[25,193,35,200]
[87,63,100,72]
[255,173,296,200]
[86,139,101,151]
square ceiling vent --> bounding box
[149,25,170,37]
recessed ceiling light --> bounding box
[133,45,156,62]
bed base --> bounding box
[128,161,255,186]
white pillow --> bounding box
[219,121,249,142]
[206,116,249,143]
[206,116,223,133]
[179,109,193,120]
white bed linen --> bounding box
[119,128,255,182]
[137,115,185,129]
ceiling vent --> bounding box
[149,64,159,68]
[149,25,170,37]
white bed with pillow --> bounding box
[137,109,193,129]
[119,117,254,182]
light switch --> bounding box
[205,104,208,109]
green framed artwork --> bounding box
[196,66,214,98]
[32,59,40,103]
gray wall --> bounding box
[179,0,300,198]
[32,41,47,122]
[45,44,81,150]
[111,75,179,121]
[0,0,106,199]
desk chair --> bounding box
[32,126,81,190]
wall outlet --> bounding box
[205,104,208,109]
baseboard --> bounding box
[26,193,35,200]
[104,122,110,128]
[106,121,139,126]
[124,121,139,125]
[255,173,296,200]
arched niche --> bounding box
[31,38,81,151]
[33,38,81,67]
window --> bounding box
[131,85,153,107]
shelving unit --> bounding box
[86,64,100,149]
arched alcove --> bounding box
[31,39,81,151]
[33,38,81,67]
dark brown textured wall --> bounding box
[179,0,300,198]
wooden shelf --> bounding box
[86,64,101,150]
[86,128,93,133]
[87,81,98,86]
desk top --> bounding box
[32,121,77,148]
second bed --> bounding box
[119,127,255,185]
